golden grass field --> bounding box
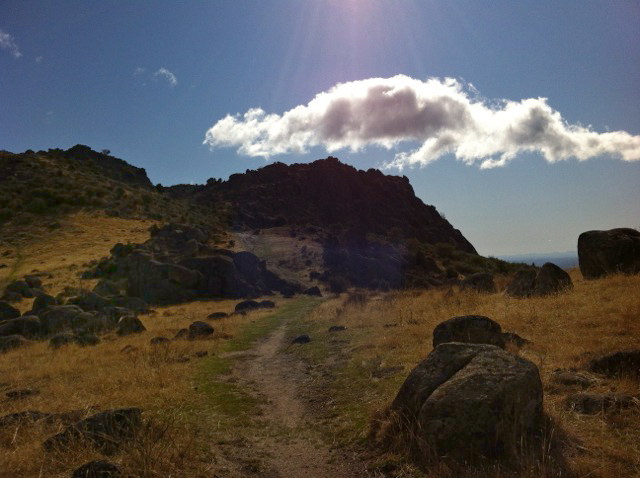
[1,213,639,477]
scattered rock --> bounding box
[4,280,34,298]
[31,293,57,312]
[150,336,170,345]
[234,300,261,313]
[43,407,142,455]
[589,350,640,378]
[71,460,122,478]
[207,312,228,320]
[550,369,596,389]
[116,316,145,336]
[534,263,573,296]
[387,342,543,464]
[328,325,347,332]
[460,272,496,293]
[24,275,43,289]
[0,316,42,338]
[292,334,311,344]
[578,228,640,279]
[0,301,20,320]
[432,315,505,349]
[303,286,322,297]
[6,388,39,400]
[0,335,29,353]
[195,350,208,358]
[188,321,214,339]
[565,393,637,414]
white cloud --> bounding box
[203,75,640,169]
[154,67,177,87]
[35,56,43,63]
[0,29,22,58]
[133,66,145,76]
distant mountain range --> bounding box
[497,252,578,269]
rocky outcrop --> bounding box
[89,224,299,304]
[432,315,505,349]
[506,263,572,298]
[578,228,640,279]
[387,342,544,464]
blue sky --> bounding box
[1,1,639,255]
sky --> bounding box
[1,1,639,256]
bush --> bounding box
[328,275,348,294]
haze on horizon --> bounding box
[1,0,639,256]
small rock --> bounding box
[174,328,189,340]
[328,325,347,332]
[188,321,214,339]
[589,350,640,378]
[116,317,145,336]
[195,351,208,358]
[550,369,596,388]
[565,393,637,414]
[71,460,122,478]
[150,336,171,345]
[6,388,39,400]
[292,334,311,344]
[207,312,228,320]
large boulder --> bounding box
[0,316,42,338]
[43,407,142,455]
[0,335,29,353]
[432,315,505,349]
[0,300,20,320]
[38,305,86,335]
[460,272,496,293]
[31,293,57,313]
[387,343,543,464]
[506,263,572,298]
[578,228,640,279]
[116,316,146,336]
[187,321,214,339]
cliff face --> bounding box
[193,157,476,254]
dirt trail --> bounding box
[226,324,367,478]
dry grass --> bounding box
[293,271,640,477]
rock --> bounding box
[506,264,572,298]
[6,388,39,400]
[207,312,228,320]
[31,293,57,312]
[234,300,260,313]
[534,263,573,295]
[75,333,100,347]
[388,342,543,464]
[578,228,640,279]
[0,411,51,428]
[71,460,122,478]
[43,407,142,455]
[292,334,311,344]
[432,315,505,349]
[328,325,347,332]
[68,291,109,311]
[0,316,42,338]
[259,300,276,308]
[1,291,22,302]
[550,369,596,388]
[110,296,149,313]
[24,275,43,289]
[188,321,214,339]
[150,336,170,345]
[502,332,530,348]
[0,301,20,320]
[174,328,189,339]
[5,280,34,298]
[303,286,322,297]
[565,393,637,414]
[195,351,208,358]
[49,333,77,348]
[93,280,121,297]
[460,272,496,293]
[0,335,29,353]
[116,316,146,336]
[505,269,537,298]
[39,305,85,335]
[589,350,640,378]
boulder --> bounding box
[388,342,543,464]
[39,305,86,335]
[207,312,228,320]
[578,228,640,279]
[0,335,29,353]
[550,369,596,389]
[188,321,214,339]
[43,407,142,455]
[116,317,145,336]
[589,350,640,378]
[93,280,121,297]
[75,333,100,347]
[1,291,22,302]
[68,291,109,311]
[432,315,505,349]
[505,269,537,298]
[31,293,57,312]
[565,393,636,414]
[71,460,122,478]
[328,325,347,332]
[0,316,42,338]
[150,336,171,345]
[234,300,261,313]
[303,286,322,297]
[460,272,496,293]
[534,263,572,295]
[4,280,34,298]
[24,275,43,289]
[6,388,39,400]
[292,334,311,344]
[49,333,77,348]
[0,300,20,320]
